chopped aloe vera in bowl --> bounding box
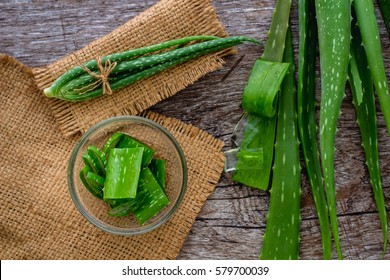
[68,115,187,235]
[78,130,172,225]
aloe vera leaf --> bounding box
[102,131,124,155]
[242,60,290,118]
[111,36,259,75]
[260,28,301,260]
[349,53,364,106]
[149,158,166,190]
[349,15,388,256]
[43,35,219,97]
[231,0,292,190]
[79,166,103,199]
[261,0,292,62]
[103,147,144,200]
[354,0,390,136]
[231,114,275,190]
[315,0,351,260]
[297,0,332,259]
[82,146,106,177]
[377,0,390,36]
[133,168,169,225]
[116,134,155,167]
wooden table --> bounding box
[1,0,389,260]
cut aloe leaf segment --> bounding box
[103,147,144,200]
[116,134,156,167]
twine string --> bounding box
[75,57,117,95]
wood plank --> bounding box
[179,213,387,259]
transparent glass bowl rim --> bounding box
[67,115,188,235]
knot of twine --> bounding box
[75,57,117,95]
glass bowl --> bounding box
[68,116,187,235]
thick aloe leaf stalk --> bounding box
[315,0,351,260]
[298,0,332,260]
[354,0,390,136]
[260,28,301,260]
[349,14,388,256]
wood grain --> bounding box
[0,0,389,259]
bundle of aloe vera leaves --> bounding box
[226,0,390,259]
[43,36,259,102]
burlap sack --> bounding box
[33,0,230,137]
[0,0,229,259]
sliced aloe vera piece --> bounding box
[79,166,103,199]
[82,146,106,177]
[103,147,144,200]
[102,132,124,155]
[107,198,145,217]
[86,172,105,190]
[133,168,169,225]
[149,158,166,190]
[107,201,134,217]
[116,134,155,167]
[107,183,149,217]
